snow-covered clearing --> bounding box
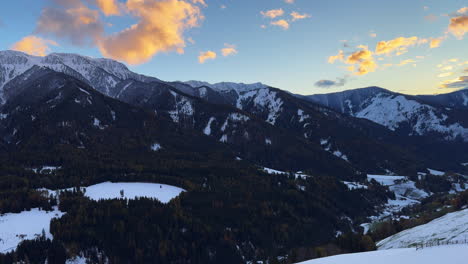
[82,182,185,203]
[0,208,64,253]
[377,208,468,250]
[42,182,185,204]
[296,245,468,264]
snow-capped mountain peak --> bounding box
[0,50,160,103]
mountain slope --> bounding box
[306,87,468,141]
[417,89,468,109]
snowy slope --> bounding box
[0,208,64,252]
[297,245,468,264]
[377,208,468,250]
[236,88,283,125]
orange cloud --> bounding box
[345,46,377,75]
[198,50,216,63]
[430,37,444,48]
[375,36,419,55]
[291,11,311,21]
[261,9,284,19]
[398,59,416,66]
[440,76,468,89]
[95,0,121,16]
[11,35,58,56]
[448,15,468,39]
[221,44,237,57]
[190,0,207,7]
[328,50,344,64]
[457,7,468,14]
[438,72,454,78]
[36,4,103,46]
[98,0,204,65]
[271,19,289,30]
[284,0,295,3]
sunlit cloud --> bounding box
[11,35,58,56]
[448,14,468,39]
[290,12,311,21]
[429,37,444,48]
[328,50,344,64]
[284,0,295,4]
[345,46,377,75]
[438,72,454,78]
[221,44,237,57]
[440,76,468,89]
[191,0,207,7]
[95,0,121,16]
[198,50,216,63]
[457,7,468,14]
[261,9,284,19]
[441,66,453,71]
[35,0,205,65]
[98,0,204,65]
[398,59,416,66]
[369,32,377,38]
[375,36,419,55]
[36,4,104,46]
[271,19,289,30]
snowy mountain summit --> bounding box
[0,50,158,104]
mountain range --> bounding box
[1,49,467,263]
[2,50,468,175]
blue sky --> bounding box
[0,0,467,95]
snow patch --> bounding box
[427,168,445,176]
[151,143,162,151]
[203,117,216,136]
[343,181,368,190]
[0,208,64,253]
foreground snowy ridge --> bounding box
[296,245,468,264]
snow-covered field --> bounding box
[296,245,468,264]
[377,208,468,250]
[41,182,185,203]
[82,182,185,203]
[0,208,63,253]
